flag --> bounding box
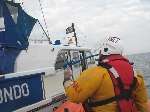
[66,26,74,34]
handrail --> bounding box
[63,54,99,69]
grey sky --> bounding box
[2,0,150,54]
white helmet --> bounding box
[99,37,123,56]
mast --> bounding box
[72,23,78,46]
[66,23,78,46]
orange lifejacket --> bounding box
[148,100,150,112]
[54,101,85,112]
[88,54,138,112]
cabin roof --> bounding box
[51,44,91,51]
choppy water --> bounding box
[128,52,150,97]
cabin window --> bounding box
[55,51,68,70]
[85,51,95,65]
[0,7,4,30]
[72,51,80,68]
[79,51,87,71]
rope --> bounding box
[20,0,51,44]
[37,20,51,43]
[38,0,50,38]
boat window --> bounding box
[85,51,95,65]
[0,8,4,30]
[55,51,68,70]
[79,51,87,71]
[72,51,80,68]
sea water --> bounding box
[128,52,150,97]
